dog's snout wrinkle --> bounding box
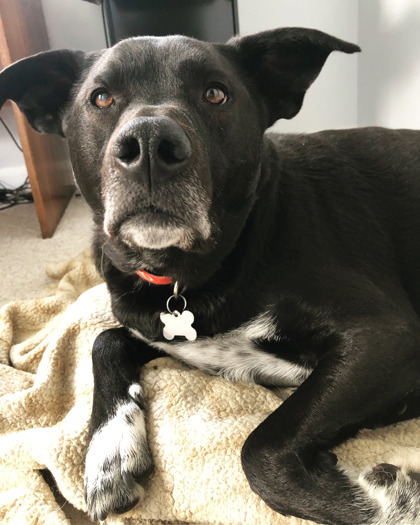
[111,116,191,186]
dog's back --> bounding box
[266,127,420,311]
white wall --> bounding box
[41,0,106,51]
[358,0,420,129]
[237,0,359,133]
[0,105,28,188]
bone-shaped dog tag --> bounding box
[161,284,197,341]
[160,310,197,341]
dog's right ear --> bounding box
[0,49,86,136]
[228,28,360,127]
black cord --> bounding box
[0,116,23,152]
[101,1,111,48]
[0,178,33,210]
[0,114,32,210]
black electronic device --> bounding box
[102,0,239,46]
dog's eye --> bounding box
[92,90,115,109]
[204,86,228,105]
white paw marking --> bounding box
[160,310,197,341]
[128,383,143,400]
[358,463,420,525]
[84,394,153,521]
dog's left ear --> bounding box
[229,28,360,126]
[0,49,86,136]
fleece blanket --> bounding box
[0,252,419,525]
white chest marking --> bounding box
[131,311,311,387]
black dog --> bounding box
[1,28,419,525]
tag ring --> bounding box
[166,294,187,315]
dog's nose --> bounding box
[111,116,191,184]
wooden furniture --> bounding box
[0,0,74,238]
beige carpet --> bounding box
[0,195,93,307]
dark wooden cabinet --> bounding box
[0,0,74,238]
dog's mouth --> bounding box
[112,205,212,252]
[127,205,180,227]
[119,208,194,251]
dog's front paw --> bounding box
[84,396,153,521]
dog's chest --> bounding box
[131,311,311,387]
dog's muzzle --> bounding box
[110,116,192,187]
[103,115,212,251]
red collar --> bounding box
[136,269,173,285]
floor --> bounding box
[0,194,93,307]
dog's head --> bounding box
[0,28,359,287]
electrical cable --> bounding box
[0,116,23,152]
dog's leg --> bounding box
[241,322,420,525]
[84,327,162,521]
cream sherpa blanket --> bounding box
[0,252,419,525]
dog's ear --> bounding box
[0,49,87,136]
[229,28,360,126]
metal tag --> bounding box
[160,282,197,341]
[160,309,197,341]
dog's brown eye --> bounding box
[204,86,228,105]
[92,90,114,109]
